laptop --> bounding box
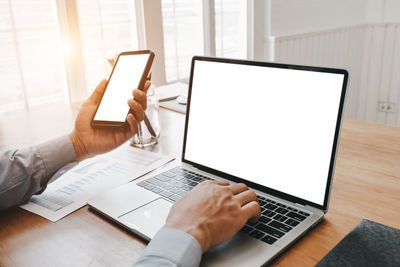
[88,57,348,266]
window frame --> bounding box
[142,0,254,85]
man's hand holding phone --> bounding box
[69,79,151,162]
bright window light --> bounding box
[161,0,204,82]
[215,0,247,59]
[77,0,139,92]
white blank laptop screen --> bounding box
[184,60,345,205]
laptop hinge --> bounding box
[295,203,306,208]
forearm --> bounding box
[134,227,202,267]
[0,135,77,211]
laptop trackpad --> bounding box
[118,198,173,239]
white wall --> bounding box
[270,0,367,36]
[366,0,400,23]
[384,0,400,22]
[257,0,400,126]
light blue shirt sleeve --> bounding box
[134,227,202,267]
[0,135,77,211]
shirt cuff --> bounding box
[135,227,202,267]
[34,135,77,187]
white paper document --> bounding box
[20,144,174,222]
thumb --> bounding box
[143,80,151,94]
[89,79,107,104]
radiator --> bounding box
[274,24,400,126]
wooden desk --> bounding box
[0,104,399,267]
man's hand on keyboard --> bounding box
[164,180,261,253]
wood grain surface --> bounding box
[0,103,399,267]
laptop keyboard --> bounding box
[242,196,310,244]
[137,166,211,202]
[137,166,310,245]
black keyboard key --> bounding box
[261,235,277,245]
[260,206,266,213]
[259,199,267,206]
[180,178,192,185]
[155,175,170,182]
[160,190,173,198]
[246,220,258,226]
[287,212,306,221]
[276,203,287,208]
[275,207,289,215]
[182,176,192,182]
[299,211,310,217]
[183,173,193,178]
[259,216,272,224]
[169,194,182,202]
[269,220,293,233]
[269,200,276,204]
[186,174,195,179]
[273,214,288,222]
[285,218,300,227]
[241,225,253,233]
[287,207,294,211]
[265,204,277,210]
[263,210,276,218]
[255,224,284,238]
[189,181,198,187]
[249,229,264,239]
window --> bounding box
[215,0,247,59]
[0,0,67,113]
[160,0,248,83]
[161,0,204,82]
[0,0,250,113]
[76,0,139,92]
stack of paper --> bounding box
[21,144,174,222]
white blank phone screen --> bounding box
[94,53,150,122]
[184,60,345,205]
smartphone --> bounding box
[92,50,155,127]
